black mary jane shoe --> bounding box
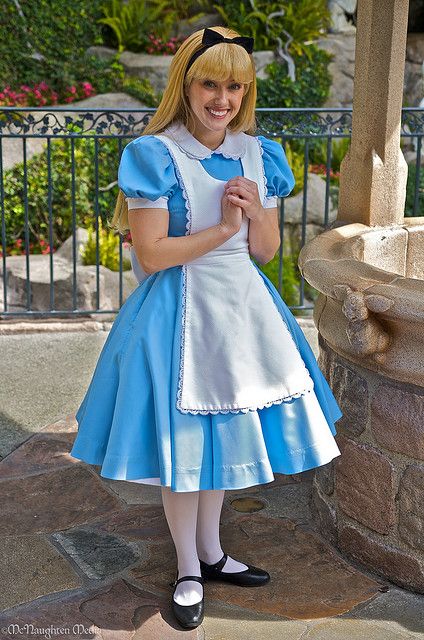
[199,552,270,587]
[169,574,205,629]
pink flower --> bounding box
[69,85,77,94]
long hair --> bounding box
[110,26,257,236]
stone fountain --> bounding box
[298,0,424,592]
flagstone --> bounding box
[52,528,142,580]
[201,599,308,639]
[130,514,382,620]
[0,465,122,535]
[0,579,191,639]
[89,503,170,540]
[228,482,313,524]
[0,535,82,611]
[302,618,418,639]
[0,430,75,478]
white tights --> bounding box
[161,486,248,605]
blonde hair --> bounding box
[110,26,257,236]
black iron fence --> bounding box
[0,106,423,319]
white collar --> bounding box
[162,121,248,160]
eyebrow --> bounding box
[203,79,241,84]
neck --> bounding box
[188,123,226,151]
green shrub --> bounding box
[258,247,320,312]
[283,142,305,196]
[256,251,299,306]
[98,0,210,53]
[307,137,350,171]
[0,0,106,89]
[213,0,331,54]
[256,45,333,108]
[121,74,161,107]
[81,215,131,270]
[98,0,173,52]
[3,134,121,251]
[405,162,424,217]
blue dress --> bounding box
[69,131,343,492]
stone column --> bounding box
[337,0,409,226]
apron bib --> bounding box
[156,129,314,415]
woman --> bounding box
[69,26,342,629]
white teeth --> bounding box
[207,108,228,116]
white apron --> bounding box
[151,128,315,415]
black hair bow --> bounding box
[184,28,255,76]
[202,27,254,54]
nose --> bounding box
[213,86,229,105]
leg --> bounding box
[196,489,248,572]
[161,485,203,606]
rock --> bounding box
[119,51,173,92]
[404,33,424,107]
[86,45,117,63]
[404,60,424,107]
[55,227,89,265]
[316,30,423,109]
[118,48,275,91]
[283,173,338,225]
[316,33,356,108]
[406,32,424,64]
[0,254,138,314]
[253,51,275,80]
[328,0,357,34]
[171,13,225,39]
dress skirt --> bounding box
[69,261,342,492]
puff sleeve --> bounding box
[117,135,178,209]
[258,136,295,208]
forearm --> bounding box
[138,223,235,274]
[248,208,281,265]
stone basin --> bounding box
[298,218,424,387]
[298,218,424,594]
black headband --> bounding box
[184,28,255,77]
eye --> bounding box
[203,80,216,88]
[229,83,242,91]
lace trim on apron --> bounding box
[156,129,315,415]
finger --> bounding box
[226,184,252,199]
[227,193,248,206]
[226,176,254,190]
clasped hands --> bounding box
[224,176,265,222]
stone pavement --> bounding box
[0,320,423,639]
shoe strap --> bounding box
[206,552,227,572]
[170,575,204,588]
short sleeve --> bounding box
[258,136,295,201]
[117,135,178,208]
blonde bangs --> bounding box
[185,43,254,86]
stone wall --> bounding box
[312,332,424,593]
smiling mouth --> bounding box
[206,107,230,118]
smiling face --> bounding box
[185,77,246,147]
